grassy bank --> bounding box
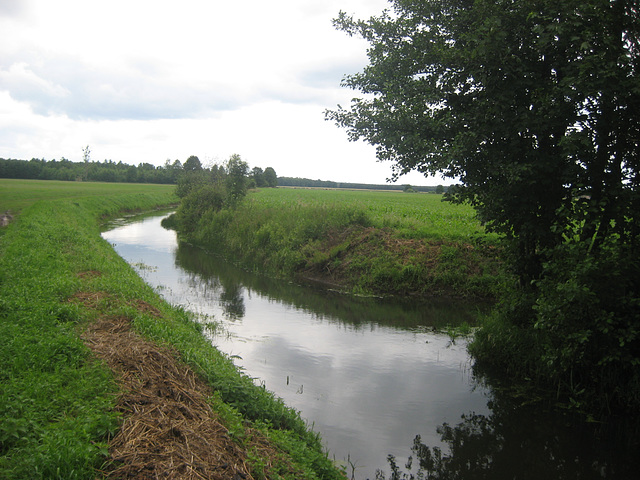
[168,187,506,298]
[0,180,344,479]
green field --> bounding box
[253,187,491,240]
[0,178,177,214]
[0,179,343,479]
[168,186,506,298]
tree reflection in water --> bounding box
[375,393,639,480]
[218,283,245,320]
[174,243,246,321]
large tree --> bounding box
[328,0,639,284]
[328,0,640,410]
[183,155,203,172]
[263,166,278,187]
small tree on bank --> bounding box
[226,154,249,205]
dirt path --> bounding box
[76,291,254,479]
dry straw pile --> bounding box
[75,291,253,479]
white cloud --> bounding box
[0,62,70,110]
[0,0,452,185]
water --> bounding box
[103,213,639,480]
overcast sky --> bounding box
[0,0,449,185]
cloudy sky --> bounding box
[0,0,447,185]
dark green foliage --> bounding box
[250,166,278,188]
[0,157,180,184]
[328,0,640,412]
[470,226,640,411]
[183,155,203,171]
[251,166,266,187]
[174,183,227,234]
[175,169,211,198]
[263,166,278,187]
[531,238,639,410]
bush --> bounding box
[174,183,227,234]
[471,236,640,413]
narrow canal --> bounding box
[103,212,638,480]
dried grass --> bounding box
[80,301,254,479]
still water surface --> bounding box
[103,213,638,479]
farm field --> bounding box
[0,178,177,213]
[256,187,492,240]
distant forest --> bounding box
[276,177,442,192]
[0,157,445,192]
[0,157,181,184]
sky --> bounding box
[0,0,450,186]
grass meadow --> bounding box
[0,178,176,214]
[252,187,491,240]
[0,179,343,479]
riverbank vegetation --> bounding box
[0,179,345,479]
[165,184,506,299]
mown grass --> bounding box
[172,187,506,298]
[0,179,343,479]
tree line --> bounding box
[0,157,179,184]
[0,156,448,193]
[277,176,446,193]
[0,155,277,188]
